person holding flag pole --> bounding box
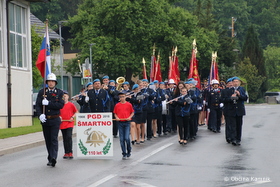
[35,20,64,167]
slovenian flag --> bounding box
[36,23,51,78]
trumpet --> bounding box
[116,76,125,90]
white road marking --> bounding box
[88,143,173,186]
[122,179,156,187]
[233,181,272,187]
[88,174,117,187]
[130,143,173,166]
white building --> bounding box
[0,0,49,129]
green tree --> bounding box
[242,25,267,97]
[237,58,265,102]
[264,46,280,91]
[247,0,280,48]
[68,0,219,80]
[31,27,44,89]
[31,0,81,29]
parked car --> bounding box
[33,93,38,116]
[264,92,280,104]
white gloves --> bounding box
[220,103,224,108]
[42,98,49,105]
[39,114,46,123]
[207,108,210,113]
[203,100,206,105]
[197,106,202,110]
[85,96,89,103]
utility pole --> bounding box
[231,17,237,37]
[58,21,68,90]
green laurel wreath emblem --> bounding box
[102,139,111,155]
[78,139,88,155]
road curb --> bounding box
[0,133,76,156]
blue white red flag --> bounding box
[208,51,219,90]
[36,23,51,78]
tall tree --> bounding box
[31,27,43,89]
[264,46,280,91]
[31,0,81,29]
[68,0,219,80]
[242,25,267,97]
[242,25,266,77]
[237,58,265,102]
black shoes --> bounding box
[232,141,241,146]
[47,158,56,167]
[51,158,56,167]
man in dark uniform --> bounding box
[76,82,93,113]
[223,77,248,146]
[36,73,64,167]
[108,80,120,138]
[88,79,110,112]
[188,78,202,138]
[165,79,176,133]
[87,79,110,112]
[141,79,156,140]
[155,81,167,136]
[221,77,233,143]
[207,79,223,133]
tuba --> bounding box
[116,77,125,90]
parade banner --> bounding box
[76,113,113,158]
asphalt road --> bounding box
[0,104,279,187]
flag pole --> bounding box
[43,19,48,114]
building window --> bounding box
[9,3,27,69]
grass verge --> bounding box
[0,117,42,139]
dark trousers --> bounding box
[42,118,60,161]
[162,114,167,133]
[146,112,153,139]
[228,115,243,142]
[208,108,222,131]
[61,128,73,154]
[176,115,190,140]
[224,115,232,141]
[167,108,176,132]
[156,110,163,135]
[189,114,196,138]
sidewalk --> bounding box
[0,126,76,156]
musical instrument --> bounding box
[166,94,192,104]
[116,77,125,90]
[71,93,82,100]
[162,100,168,115]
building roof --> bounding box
[30,13,61,40]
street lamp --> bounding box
[58,20,68,90]
[89,43,96,81]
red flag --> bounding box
[188,39,201,89]
[168,47,180,84]
[36,22,51,78]
[142,58,148,79]
[154,53,162,82]
[174,55,180,84]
